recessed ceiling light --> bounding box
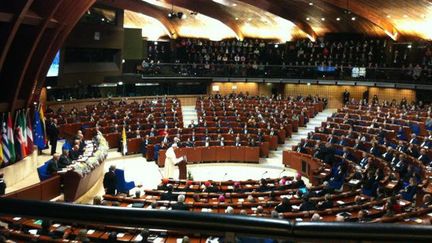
[309,2,313,6]
[351,17,356,21]
[247,18,252,21]
[235,17,239,20]
[386,15,391,18]
[321,17,325,21]
[306,17,310,21]
[336,17,341,21]
[232,3,237,6]
[403,14,408,18]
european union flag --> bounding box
[33,110,45,150]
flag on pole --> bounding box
[1,114,11,165]
[6,113,16,163]
[0,132,3,167]
[26,109,34,154]
[33,108,45,150]
[122,126,127,156]
[15,110,27,159]
[39,105,47,148]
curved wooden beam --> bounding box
[0,0,34,72]
[11,0,65,111]
[27,0,97,106]
[320,0,399,40]
[238,0,317,41]
[161,0,244,40]
[98,0,178,38]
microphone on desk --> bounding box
[261,171,268,178]
[279,168,286,178]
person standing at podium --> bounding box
[164,143,185,179]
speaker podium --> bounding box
[177,160,187,180]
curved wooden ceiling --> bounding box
[109,0,432,41]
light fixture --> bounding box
[307,82,311,86]
[336,17,341,21]
[275,44,279,48]
[232,3,237,6]
[321,17,325,21]
[46,86,52,90]
[118,81,124,85]
[154,41,158,45]
[306,17,310,21]
[351,17,356,21]
[309,2,313,6]
[386,15,391,18]
[403,14,408,18]
[235,17,239,20]
[247,17,252,21]
[407,44,412,49]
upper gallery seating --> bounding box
[141,37,432,82]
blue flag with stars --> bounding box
[33,109,45,150]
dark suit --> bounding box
[69,149,80,161]
[103,171,117,195]
[160,192,177,201]
[382,152,393,163]
[58,155,72,169]
[275,203,292,213]
[418,155,430,165]
[171,202,189,211]
[0,179,6,196]
[47,159,60,175]
[46,123,59,155]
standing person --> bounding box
[343,89,350,104]
[47,118,59,155]
[0,174,6,196]
[164,143,185,179]
[103,165,117,196]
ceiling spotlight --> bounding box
[351,17,356,21]
[321,17,325,21]
[235,17,239,20]
[168,12,174,18]
[336,17,341,21]
[232,3,237,6]
[275,44,279,48]
[309,2,313,6]
[386,15,391,18]
[248,17,252,21]
[403,14,408,18]
[306,17,310,21]
[408,44,412,49]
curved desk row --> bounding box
[157,146,260,167]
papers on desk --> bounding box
[324,168,331,172]
[227,186,233,190]
[177,238,184,243]
[238,198,244,202]
[117,233,125,237]
[87,230,95,235]
[292,205,300,210]
[12,217,21,221]
[53,224,61,227]
[258,197,265,200]
[348,179,360,185]
[428,213,432,217]
[206,236,222,243]
[246,184,252,187]
[251,207,257,211]
[201,208,212,212]
[399,200,407,206]
[373,205,384,210]
[29,229,38,235]
[159,206,167,210]
[134,234,143,242]
[153,237,165,243]
[145,195,153,199]
[336,200,345,205]
[295,218,303,221]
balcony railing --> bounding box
[0,198,432,242]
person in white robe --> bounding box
[164,143,184,179]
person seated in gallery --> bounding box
[69,144,81,161]
[171,194,190,211]
[248,137,257,147]
[317,194,334,210]
[275,197,292,213]
[202,181,219,193]
[418,148,431,166]
[299,195,316,211]
[419,194,432,208]
[234,135,241,147]
[160,185,177,201]
[58,149,72,169]
[47,153,61,175]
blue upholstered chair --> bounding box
[115,169,135,194]
[37,161,52,181]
